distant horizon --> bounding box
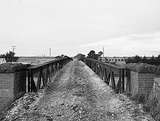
[0,0,160,57]
[5,54,160,58]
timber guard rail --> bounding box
[27,57,72,92]
[81,58,131,94]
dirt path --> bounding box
[3,60,154,121]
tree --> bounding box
[98,51,103,57]
[87,50,96,59]
[87,50,103,60]
[142,56,147,63]
[157,54,160,59]
[126,55,160,65]
[74,53,85,60]
[126,55,141,63]
[0,51,18,62]
[134,55,141,63]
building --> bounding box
[100,57,128,64]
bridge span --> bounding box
[2,59,154,121]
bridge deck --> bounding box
[3,60,154,121]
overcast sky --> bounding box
[0,0,160,57]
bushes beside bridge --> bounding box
[126,55,160,66]
[125,63,160,121]
[125,63,157,73]
[0,63,29,73]
[142,81,160,121]
[125,63,160,75]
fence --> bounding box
[27,57,72,92]
[82,58,131,93]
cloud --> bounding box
[79,31,160,56]
[0,0,160,56]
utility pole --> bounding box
[103,46,104,57]
[11,46,16,53]
[49,48,51,56]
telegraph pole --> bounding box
[11,46,16,53]
[103,47,104,57]
[49,48,51,56]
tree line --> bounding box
[75,50,160,66]
[126,55,160,65]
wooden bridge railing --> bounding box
[27,57,72,92]
[82,58,131,94]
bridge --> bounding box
[0,57,155,120]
